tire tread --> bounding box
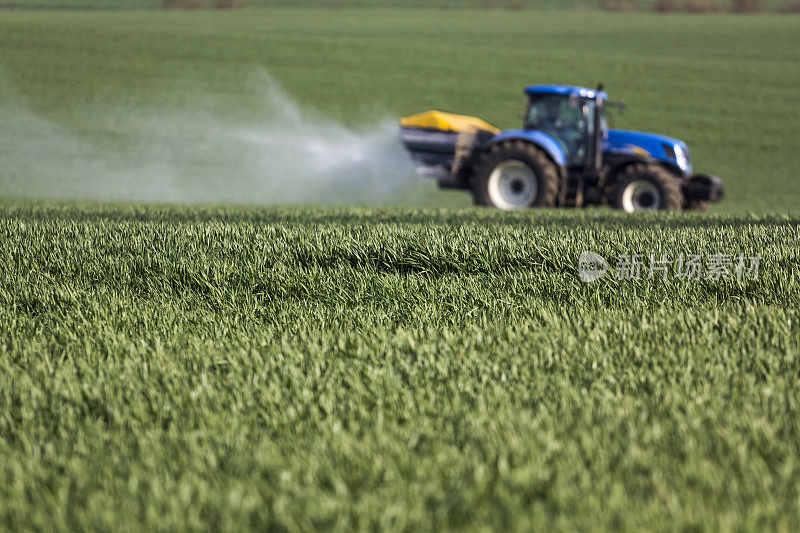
[610,163,683,212]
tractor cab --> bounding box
[523,85,607,169]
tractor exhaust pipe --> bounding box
[591,83,604,178]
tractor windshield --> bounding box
[526,94,592,166]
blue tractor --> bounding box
[400,84,724,212]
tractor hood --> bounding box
[604,129,692,174]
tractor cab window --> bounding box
[584,98,609,139]
[526,94,592,166]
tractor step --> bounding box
[560,172,585,208]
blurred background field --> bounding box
[1,9,799,211]
[2,0,800,13]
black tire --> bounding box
[471,141,560,209]
[610,164,683,213]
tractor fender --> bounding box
[483,130,568,169]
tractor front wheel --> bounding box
[610,164,683,213]
[471,141,559,210]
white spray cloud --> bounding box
[0,75,185,202]
[0,70,418,204]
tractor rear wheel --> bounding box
[471,141,559,210]
[610,164,683,213]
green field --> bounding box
[1,6,800,531]
[1,201,798,530]
[1,9,799,210]
[1,0,797,11]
